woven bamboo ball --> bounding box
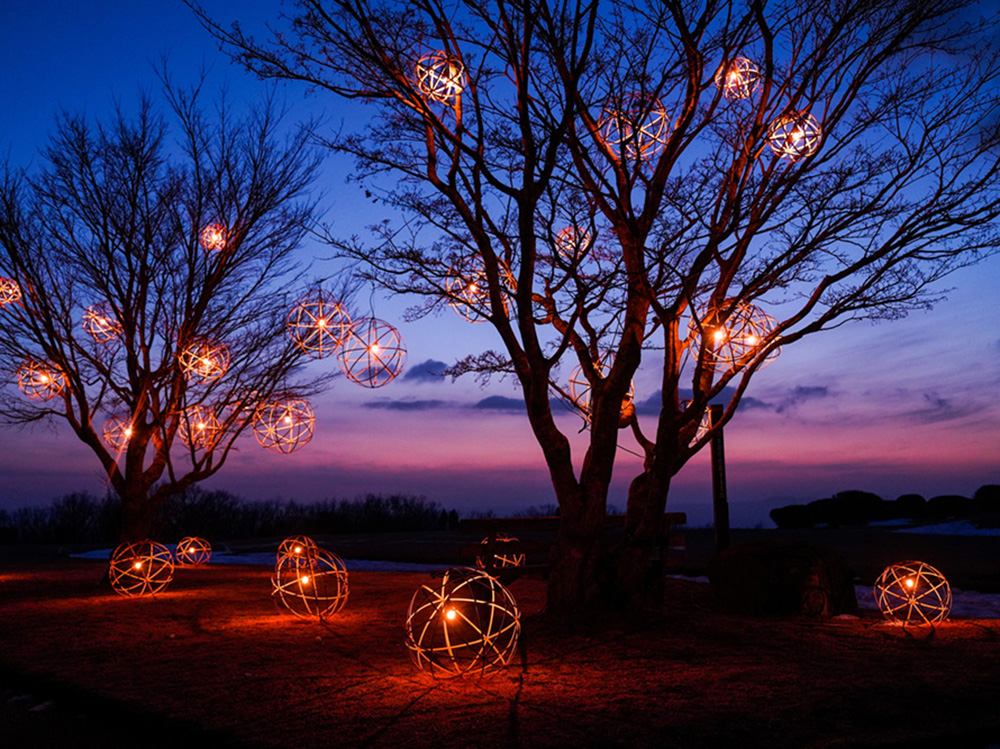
[337,317,406,388]
[199,223,228,251]
[874,560,952,625]
[271,545,349,620]
[252,397,315,454]
[102,413,134,451]
[415,51,467,103]
[82,302,123,343]
[475,535,526,569]
[446,257,501,323]
[599,95,671,163]
[287,289,352,358]
[276,535,319,563]
[553,226,593,263]
[767,110,822,160]
[109,540,174,597]
[0,277,22,307]
[568,357,635,424]
[714,57,762,100]
[16,359,67,401]
[175,536,212,566]
[179,337,231,382]
[691,301,780,373]
[405,567,521,678]
[177,405,222,451]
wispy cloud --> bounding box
[402,359,449,383]
[365,399,451,411]
[774,385,830,414]
[474,395,525,411]
[902,391,978,424]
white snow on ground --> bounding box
[894,520,1000,536]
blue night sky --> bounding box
[0,2,997,526]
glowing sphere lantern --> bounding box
[767,111,822,160]
[599,95,671,163]
[405,567,521,678]
[691,301,780,374]
[179,337,231,383]
[271,545,350,620]
[446,257,506,323]
[287,290,352,358]
[177,405,222,451]
[102,413,135,452]
[252,397,315,454]
[714,57,762,100]
[476,535,526,569]
[0,277,22,307]
[337,317,406,388]
[277,535,319,563]
[175,536,212,566]
[199,223,229,251]
[82,302,123,343]
[109,540,174,597]
[568,356,635,426]
[874,560,952,625]
[553,226,594,264]
[415,51,467,103]
[16,359,67,401]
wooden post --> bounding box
[709,404,731,552]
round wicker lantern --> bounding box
[102,413,134,452]
[177,405,222,451]
[82,302,123,344]
[199,223,229,251]
[874,560,952,626]
[277,535,319,563]
[568,358,635,425]
[0,277,22,307]
[691,301,780,373]
[272,546,350,620]
[767,111,822,160]
[553,226,593,263]
[714,57,762,100]
[599,95,671,163]
[446,257,506,323]
[405,567,521,679]
[179,337,231,383]
[287,289,352,358]
[252,397,315,454]
[175,536,212,566]
[109,540,175,597]
[475,535,526,569]
[16,359,67,401]
[337,317,406,388]
[415,51,467,103]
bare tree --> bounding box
[0,83,340,541]
[194,0,1000,615]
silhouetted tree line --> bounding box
[0,488,460,545]
[770,486,1000,529]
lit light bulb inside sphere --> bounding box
[445,608,457,621]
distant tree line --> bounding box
[0,489,459,545]
[770,486,1000,529]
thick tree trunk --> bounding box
[118,492,158,542]
[545,497,607,619]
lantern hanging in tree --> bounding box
[874,560,952,626]
[714,57,762,100]
[102,412,134,452]
[179,337,231,382]
[568,356,635,425]
[199,223,229,251]
[691,301,780,374]
[16,359,67,401]
[109,540,175,597]
[445,257,504,323]
[553,226,594,264]
[175,536,212,566]
[287,289,352,358]
[414,51,467,103]
[0,277,22,308]
[272,545,350,620]
[599,95,671,163]
[767,111,822,160]
[405,567,521,679]
[337,317,406,388]
[252,397,315,454]
[82,302,123,343]
[475,535,526,569]
[177,405,222,451]
[277,535,319,563]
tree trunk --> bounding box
[118,491,157,542]
[545,492,608,620]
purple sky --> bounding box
[0,2,997,526]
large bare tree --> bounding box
[195,0,1000,615]
[0,84,339,541]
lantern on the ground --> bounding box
[287,289,352,358]
[553,226,594,264]
[102,413,134,451]
[272,545,350,620]
[874,560,952,625]
[199,223,228,251]
[179,337,230,382]
[82,302,123,343]
[0,277,22,307]
[109,540,174,597]
[277,535,319,563]
[252,397,315,454]
[599,95,671,163]
[177,405,221,451]
[415,51,467,103]
[337,317,406,388]
[568,356,635,425]
[476,535,526,569]
[692,301,779,373]
[16,359,67,401]
[767,111,822,160]
[406,567,520,678]
[175,536,212,566]
[714,57,762,100]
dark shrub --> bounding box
[973,485,1000,513]
[770,504,817,529]
[808,490,884,526]
[892,494,927,519]
[926,494,973,519]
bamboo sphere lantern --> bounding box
[568,358,635,424]
[16,359,67,401]
[82,302,123,343]
[874,560,952,625]
[199,223,229,251]
[714,57,762,100]
[692,301,780,373]
[277,535,319,563]
[475,535,526,569]
[405,567,521,678]
[599,95,671,162]
[179,337,231,383]
[287,289,352,358]
[337,317,406,388]
[109,540,174,597]
[415,51,467,103]
[177,405,222,451]
[553,226,594,263]
[252,397,315,454]
[271,545,350,620]
[175,536,212,566]
[102,413,134,452]
[446,257,501,323]
[0,277,22,307]
[767,111,822,160]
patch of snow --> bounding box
[894,520,1000,536]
